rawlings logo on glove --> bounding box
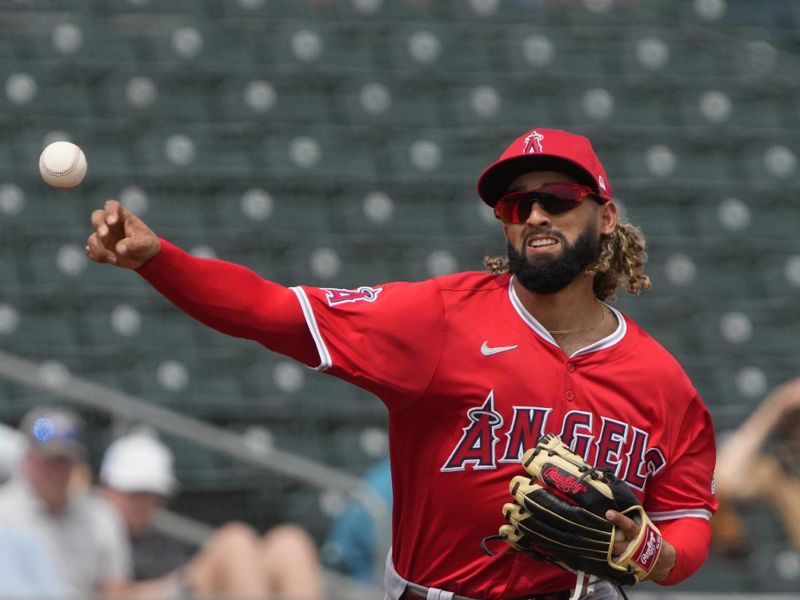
[542,466,589,495]
[631,523,662,572]
[485,433,663,587]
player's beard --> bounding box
[507,222,601,294]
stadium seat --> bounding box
[676,0,789,31]
[98,0,208,17]
[331,76,442,128]
[130,23,253,78]
[741,300,800,357]
[0,251,22,291]
[256,127,379,184]
[0,378,60,425]
[216,74,331,125]
[212,0,316,21]
[754,243,800,297]
[1,2,798,579]
[128,127,254,183]
[11,310,80,357]
[240,21,378,78]
[382,22,492,75]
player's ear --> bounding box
[598,201,618,236]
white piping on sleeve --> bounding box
[290,286,332,371]
[649,508,713,521]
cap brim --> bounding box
[104,475,178,497]
[477,154,600,207]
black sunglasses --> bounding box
[494,183,598,224]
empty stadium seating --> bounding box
[1,0,799,586]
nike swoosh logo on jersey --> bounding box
[480,341,519,356]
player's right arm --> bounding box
[86,200,319,366]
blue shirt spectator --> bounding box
[325,457,392,585]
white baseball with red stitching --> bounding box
[39,141,88,188]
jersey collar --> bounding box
[507,277,627,358]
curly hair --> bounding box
[483,221,652,302]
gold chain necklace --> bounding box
[547,301,607,335]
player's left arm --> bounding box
[629,393,718,585]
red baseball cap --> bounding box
[477,129,612,206]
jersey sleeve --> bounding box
[292,279,445,408]
[645,393,719,522]
[137,239,319,366]
[656,518,712,585]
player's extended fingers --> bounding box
[85,232,117,264]
[90,208,105,229]
[102,199,130,236]
[90,208,114,241]
[103,198,122,222]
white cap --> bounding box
[100,431,177,496]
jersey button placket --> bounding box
[565,361,576,401]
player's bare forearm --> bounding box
[648,540,676,582]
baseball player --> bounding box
[86,129,717,600]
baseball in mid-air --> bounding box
[39,141,88,188]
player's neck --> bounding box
[512,274,608,336]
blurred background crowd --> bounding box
[1,0,799,598]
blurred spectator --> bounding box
[0,524,67,600]
[0,421,24,483]
[713,377,800,557]
[99,430,324,600]
[324,456,391,586]
[0,406,132,598]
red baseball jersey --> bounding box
[293,271,717,598]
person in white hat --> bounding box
[100,430,323,600]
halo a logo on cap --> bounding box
[598,175,606,191]
[33,418,57,443]
[522,130,545,154]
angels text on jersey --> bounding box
[441,390,667,491]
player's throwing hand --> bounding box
[87,199,160,269]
